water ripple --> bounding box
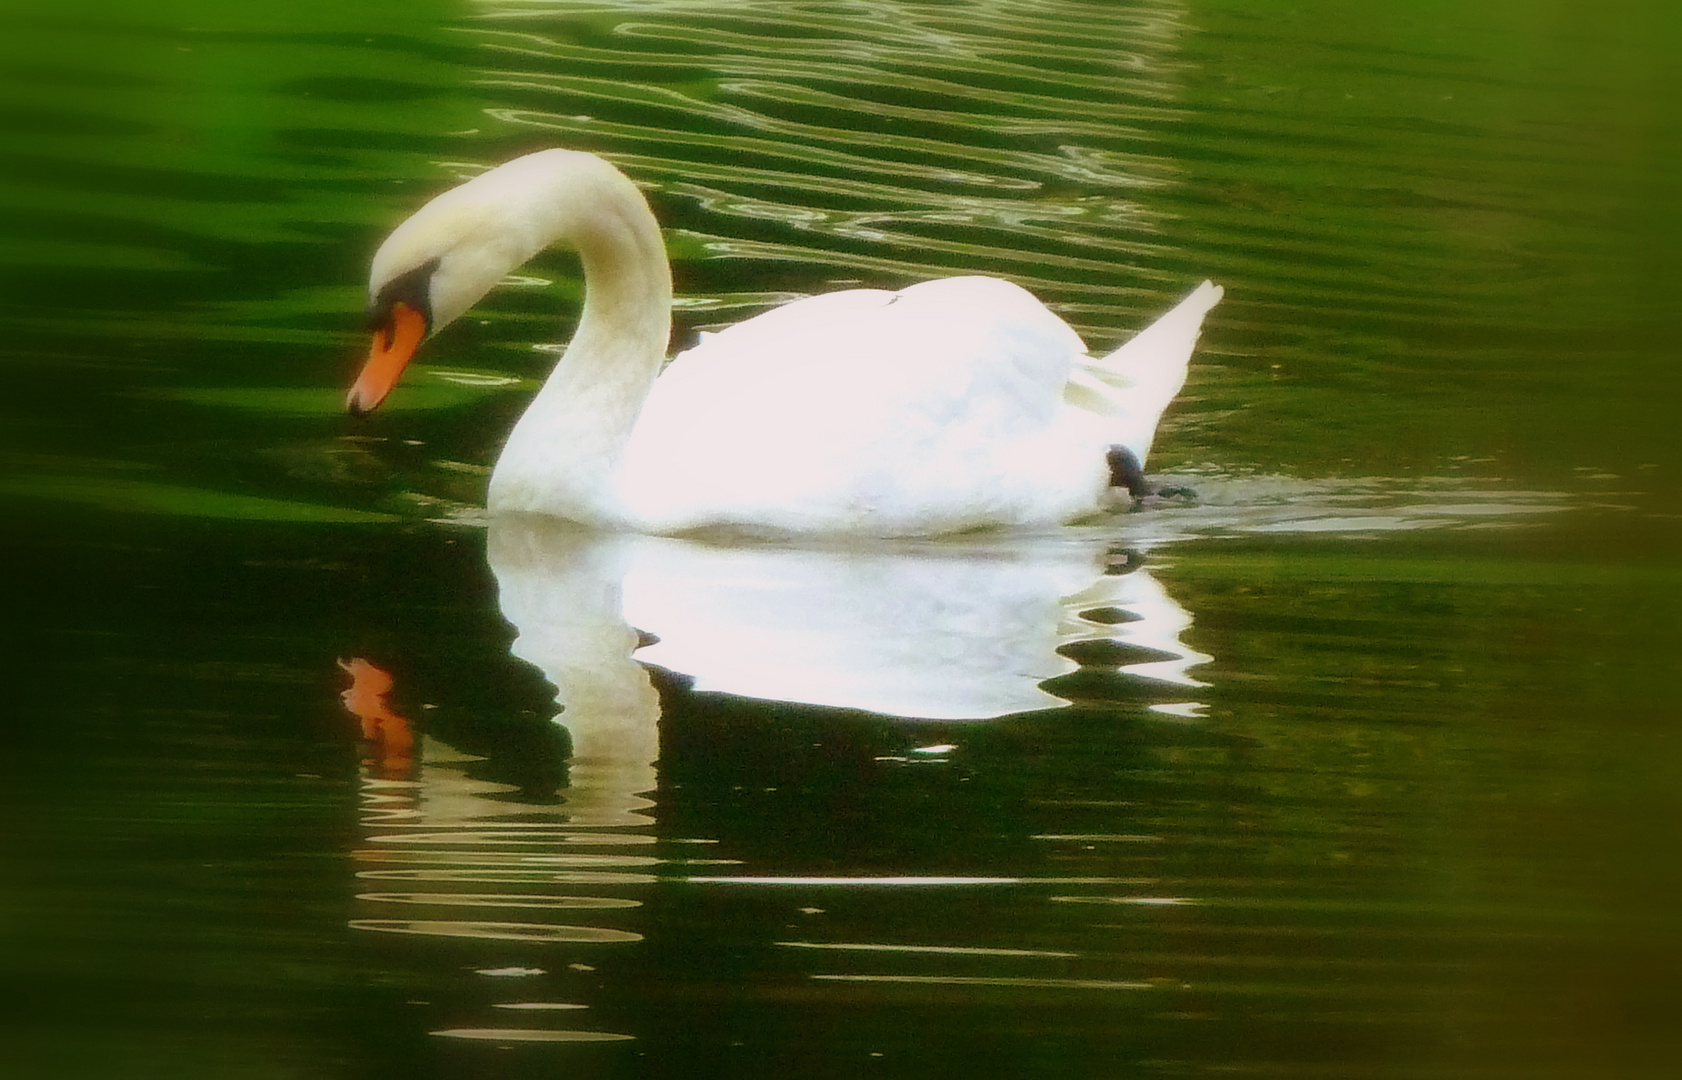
[349,919,643,943]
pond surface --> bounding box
[3,2,1677,1078]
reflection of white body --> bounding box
[352,150,1222,536]
[489,518,1210,728]
[623,536,1209,718]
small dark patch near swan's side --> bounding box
[1106,445,1150,498]
[1107,445,1197,505]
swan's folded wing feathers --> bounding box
[622,277,1096,533]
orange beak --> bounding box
[347,300,427,417]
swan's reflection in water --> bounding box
[495,516,1210,723]
[343,518,1211,1042]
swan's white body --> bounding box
[355,149,1222,537]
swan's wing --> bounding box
[659,277,1083,407]
[622,277,1092,532]
[1067,280,1222,463]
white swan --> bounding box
[348,149,1222,536]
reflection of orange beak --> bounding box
[347,301,427,417]
[338,657,416,768]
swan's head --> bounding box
[347,150,647,416]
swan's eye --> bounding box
[367,256,440,337]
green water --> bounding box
[3,2,1677,1077]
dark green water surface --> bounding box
[2,2,1677,1078]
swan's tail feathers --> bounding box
[1069,280,1223,465]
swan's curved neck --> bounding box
[488,159,672,521]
